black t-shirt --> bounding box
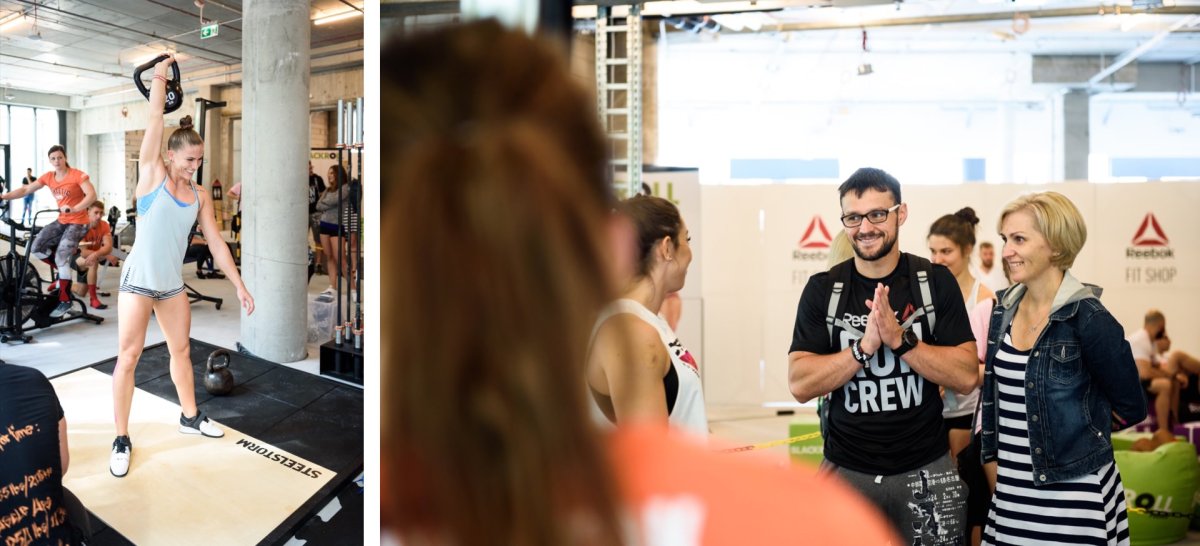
[0,364,71,545]
[790,254,973,474]
[308,174,326,214]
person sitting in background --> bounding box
[70,200,118,309]
[183,222,223,279]
[381,20,899,546]
[1129,309,1200,432]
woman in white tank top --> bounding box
[586,195,707,437]
[928,207,996,545]
[108,54,256,478]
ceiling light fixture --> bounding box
[313,10,362,26]
[0,13,27,33]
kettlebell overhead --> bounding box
[133,53,183,114]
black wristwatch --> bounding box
[893,327,919,358]
[850,339,874,368]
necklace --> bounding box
[1025,311,1050,333]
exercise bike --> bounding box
[0,209,103,343]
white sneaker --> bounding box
[110,436,132,477]
[179,412,224,438]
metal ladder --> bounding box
[595,4,642,199]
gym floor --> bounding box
[1,235,353,380]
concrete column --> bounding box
[241,0,310,362]
[1063,89,1090,181]
[192,84,219,192]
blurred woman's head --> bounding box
[827,231,853,269]
[927,207,980,276]
[382,20,623,545]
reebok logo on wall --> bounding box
[1127,213,1174,259]
[798,216,833,249]
[793,216,833,263]
[1131,213,1169,247]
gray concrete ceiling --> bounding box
[0,0,363,98]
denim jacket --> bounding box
[979,271,1146,485]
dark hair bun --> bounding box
[954,207,979,226]
[178,116,194,131]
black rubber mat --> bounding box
[78,339,363,546]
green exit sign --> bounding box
[200,22,218,39]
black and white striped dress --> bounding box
[983,332,1130,546]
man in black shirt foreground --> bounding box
[788,167,979,544]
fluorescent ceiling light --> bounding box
[313,10,361,26]
[0,14,27,33]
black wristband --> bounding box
[850,339,873,368]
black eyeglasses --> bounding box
[840,204,901,228]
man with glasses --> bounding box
[787,167,979,544]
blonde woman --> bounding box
[980,192,1144,545]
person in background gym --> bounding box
[976,241,1008,293]
[587,195,707,437]
[0,145,97,319]
[926,208,993,461]
[22,167,37,225]
[70,200,118,310]
[109,54,255,478]
[307,161,326,274]
[316,164,350,295]
[927,207,995,546]
[381,21,899,545]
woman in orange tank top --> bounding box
[0,144,97,318]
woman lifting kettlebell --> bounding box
[109,53,255,478]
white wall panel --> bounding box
[698,180,1200,408]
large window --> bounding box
[0,104,65,213]
[656,37,1200,185]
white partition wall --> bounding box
[699,181,1200,407]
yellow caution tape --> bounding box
[717,430,822,453]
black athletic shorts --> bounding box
[944,413,973,431]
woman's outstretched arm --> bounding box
[136,55,173,199]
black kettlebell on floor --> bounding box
[204,349,234,396]
[133,53,183,114]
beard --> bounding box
[981,257,994,269]
[852,231,897,262]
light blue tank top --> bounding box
[121,177,199,291]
